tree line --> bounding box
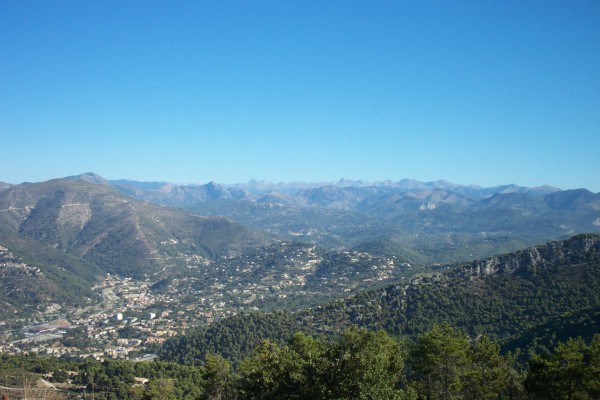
[2,323,599,399]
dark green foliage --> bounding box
[299,234,600,346]
[72,359,208,399]
[501,306,600,356]
[316,327,406,400]
[2,327,600,399]
[131,377,178,400]
[408,323,471,399]
[236,340,300,399]
[204,353,233,400]
[236,328,409,400]
[159,311,312,367]
[408,324,524,400]
[525,336,600,399]
[462,336,524,399]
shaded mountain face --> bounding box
[0,178,268,279]
[0,240,100,320]
[0,244,67,319]
[544,188,600,211]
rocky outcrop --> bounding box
[465,234,600,278]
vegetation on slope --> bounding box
[159,234,600,366]
[3,325,600,399]
[0,227,101,320]
[0,178,268,279]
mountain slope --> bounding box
[305,234,600,338]
[0,178,268,279]
[0,229,100,320]
[500,305,600,354]
[159,234,600,364]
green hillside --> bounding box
[159,234,600,366]
[0,227,101,321]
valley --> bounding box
[1,174,600,398]
[0,241,417,360]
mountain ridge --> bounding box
[4,173,598,265]
[8,172,568,197]
[303,233,600,337]
[0,177,269,280]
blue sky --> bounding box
[1,1,599,191]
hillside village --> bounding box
[0,242,411,361]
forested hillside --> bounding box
[304,234,600,339]
[0,227,101,319]
[159,234,600,366]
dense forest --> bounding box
[2,325,599,399]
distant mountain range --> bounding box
[3,172,600,262]
[98,174,565,207]
[93,173,600,261]
[0,173,599,320]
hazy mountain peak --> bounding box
[531,185,562,194]
[65,172,108,185]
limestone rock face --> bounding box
[466,234,600,278]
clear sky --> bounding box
[1,1,599,191]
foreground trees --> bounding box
[409,324,525,399]
[525,335,600,399]
[1,325,599,399]
[235,325,523,400]
[236,328,408,399]
[234,325,598,400]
